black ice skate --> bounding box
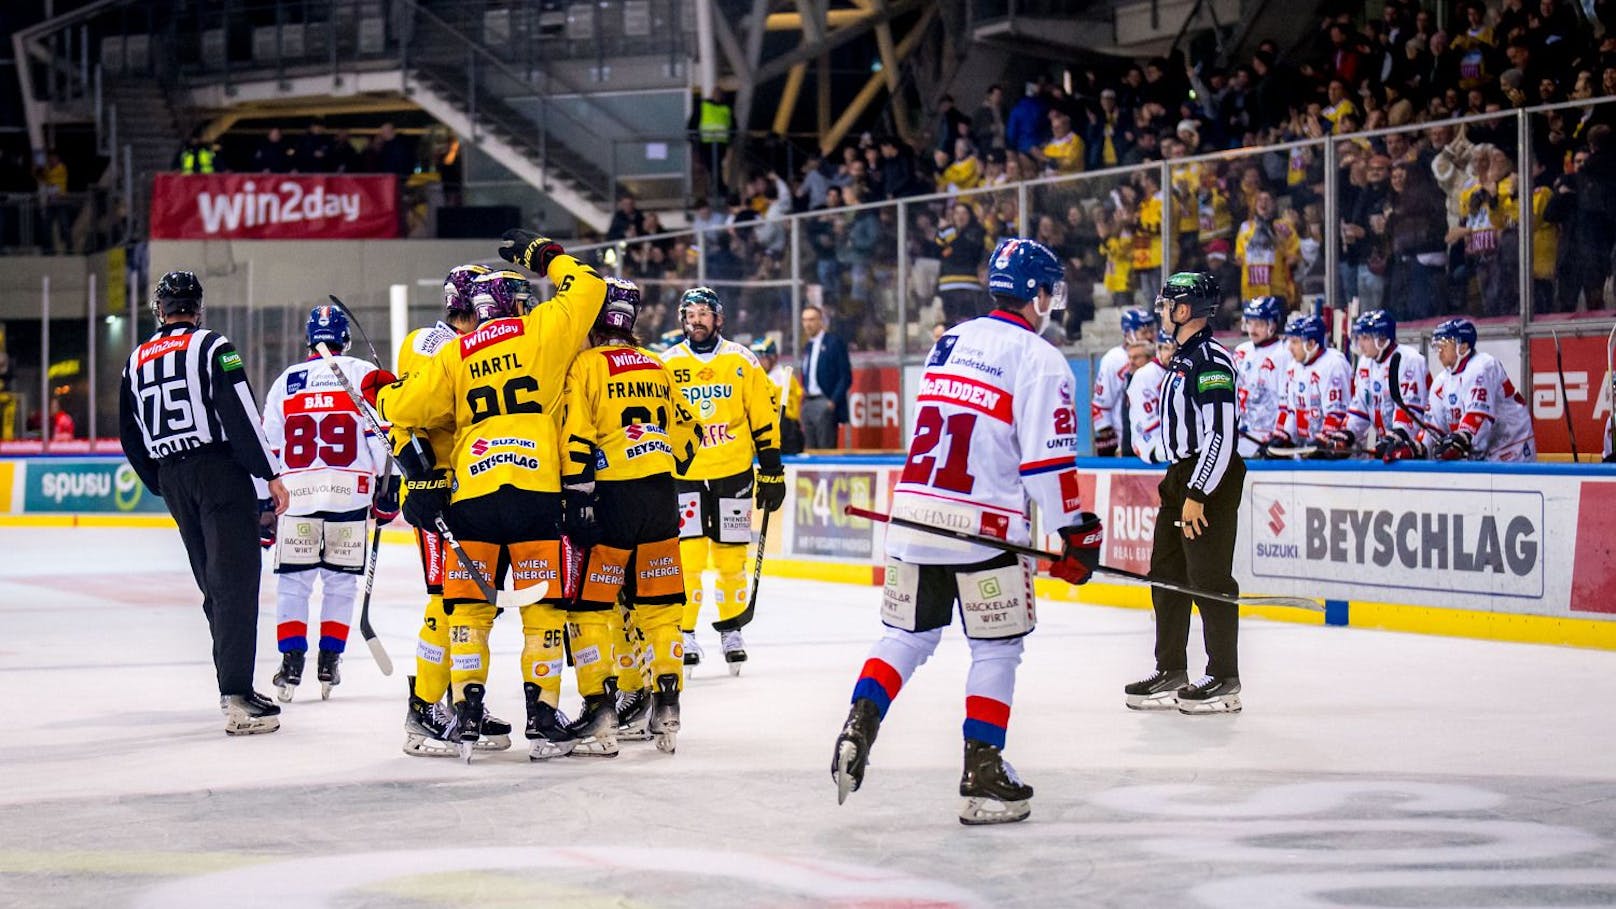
[649,673,681,754]
[615,687,654,742]
[402,676,456,758]
[273,651,305,703]
[475,705,514,752]
[221,691,282,736]
[1176,675,1242,715]
[566,693,621,758]
[316,650,341,700]
[720,629,747,676]
[958,740,1033,825]
[831,698,882,805]
[449,683,487,764]
[683,631,702,667]
[1124,669,1189,711]
[524,682,577,761]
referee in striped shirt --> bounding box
[119,271,289,735]
[1122,272,1247,715]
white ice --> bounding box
[2,525,1615,908]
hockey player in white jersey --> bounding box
[831,238,1104,826]
[1426,318,1536,462]
[1232,296,1290,457]
[1326,309,1431,460]
[1273,313,1352,448]
[259,305,394,701]
[1092,308,1158,456]
[1126,329,1176,463]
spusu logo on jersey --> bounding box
[459,319,523,356]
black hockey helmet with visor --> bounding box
[153,270,204,320]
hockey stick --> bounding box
[845,505,1323,612]
[1552,330,1580,462]
[327,294,386,368]
[358,492,394,676]
[746,505,773,620]
[312,343,550,609]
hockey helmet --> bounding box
[443,264,491,316]
[1241,295,1285,326]
[469,270,533,323]
[1157,328,1176,345]
[750,337,779,358]
[678,286,723,321]
[306,304,350,350]
[152,270,204,319]
[986,238,1067,308]
[1432,317,1477,349]
[1157,272,1222,320]
[1352,309,1397,341]
[1284,313,1327,346]
[650,328,685,353]
[1120,307,1159,337]
[598,276,641,334]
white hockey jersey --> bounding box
[1126,357,1170,463]
[1091,344,1131,436]
[1425,350,1536,461]
[1276,347,1352,444]
[1233,337,1291,454]
[1346,343,1431,443]
[262,354,389,516]
[888,311,1083,565]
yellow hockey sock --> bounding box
[679,537,711,632]
[713,541,751,627]
[567,610,615,698]
[636,602,685,689]
[520,604,567,707]
[614,605,645,693]
[447,602,495,703]
[412,594,452,703]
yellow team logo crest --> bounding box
[697,367,715,381]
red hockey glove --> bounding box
[360,368,398,408]
[258,498,278,550]
[1434,431,1473,461]
[371,474,401,523]
[1050,513,1104,586]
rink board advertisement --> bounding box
[15,458,168,514]
[1526,334,1611,457]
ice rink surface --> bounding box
[2,525,1616,908]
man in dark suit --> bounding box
[799,305,851,449]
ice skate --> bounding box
[615,687,654,742]
[475,706,514,752]
[720,629,747,676]
[649,673,681,754]
[449,683,486,764]
[683,631,702,667]
[402,676,457,758]
[524,682,577,760]
[316,650,341,700]
[958,740,1033,825]
[831,697,882,805]
[566,693,621,758]
[221,691,282,736]
[1176,675,1242,715]
[272,651,304,703]
[1124,669,1188,711]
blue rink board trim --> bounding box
[785,454,1616,477]
[1325,599,1350,627]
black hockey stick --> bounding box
[358,483,394,676]
[312,343,549,609]
[1552,330,1580,462]
[328,294,386,368]
[746,505,773,619]
[845,505,1322,612]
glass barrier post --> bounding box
[1323,137,1338,317]
[40,275,49,451]
[1516,109,1532,334]
[789,216,801,356]
[87,271,97,442]
[895,199,908,358]
[1017,181,1029,237]
[1159,160,1173,290]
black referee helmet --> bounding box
[1157,271,1221,319]
[153,270,204,320]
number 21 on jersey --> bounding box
[900,404,977,493]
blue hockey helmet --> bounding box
[1157,328,1176,345]
[1432,317,1477,348]
[469,270,533,323]
[1241,295,1285,326]
[750,337,779,358]
[306,304,350,349]
[443,263,491,316]
[1352,309,1397,341]
[987,237,1067,307]
[1284,313,1327,346]
[1120,307,1160,337]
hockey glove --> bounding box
[1434,431,1473,462]
[755,448,786,512]
[1051,513,1104,586]
[360,368,398,409]
[498,229,564,274]
[1094,425,1119,457]
[258,498,278,550]
[372,474,401,523]
[1375,428,1422,463]
[402,469,452,530]
[1319,428,1356,452]
[562,485,602,551]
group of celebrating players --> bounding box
[1093,300,1539,465]
[253,231,787,761]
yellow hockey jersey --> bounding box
[392,321,461,466]
[661,337,779,481]
[378,255,605,500]
[561,344,701,482]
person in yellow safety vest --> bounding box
[178,135,217,174]
[694,92,733,187]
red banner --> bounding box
[149,173,399,240]
[846,365,902,449]
[1527,335,1612,456]
[1105,472,1162,575]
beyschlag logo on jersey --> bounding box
[605,348,661,375]
[459,318,524,356]
[136,334,191,367]
[468,436,539,476]
[623,422,672,459]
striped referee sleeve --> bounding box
[1187,351,1238,502]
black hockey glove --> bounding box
[1374,428,1422,463]
[497,229,564,274]
[562,479,602,550]
[372,474,401,523]
[755,448,786,512]
[402,469,452,530]
[1434,431,1473,462]
[258,498,277,550]
[1094,425,1119,457]
[1319,428,1356,453]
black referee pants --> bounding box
[158,450,264,697]
[1149,456,1246,679]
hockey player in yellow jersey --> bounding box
[373,231,607,761]
[752,337,804,454]
[560,278,700,751]
[660,287,785,673]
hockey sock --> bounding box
[520,604,567,708]
[635,603,685,689]
[962,636,1023,748]
[317,568,357,653]
[447,603,496,703]
[711,542,750,627]
[613,607,644,693]
[854,627,944,718]
[275,569,315,653]
[678,537,710,632]
[566,610,615,697]
[413,594,452,703]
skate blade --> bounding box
[320,682,333,701]
[458,741,476,764]
[473,733,512,752]
[617,724,654,742]
[276,684,296,704]
[528,740,577,761]
[727,661,742,677]
[655,730,678,754]
[569,736,620,758]
[959,796,1031,825]
[402,734,459,758]
[1178,694,1242,715]
[834,740,859,805]
[1125,691,1180,711]
[225,716,281,736]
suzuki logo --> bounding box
[471,439,489,457]
[1267,501,1286,536]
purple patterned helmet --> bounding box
[599,277,640,334]
[469,270,532,323]
[443,264,491,316]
